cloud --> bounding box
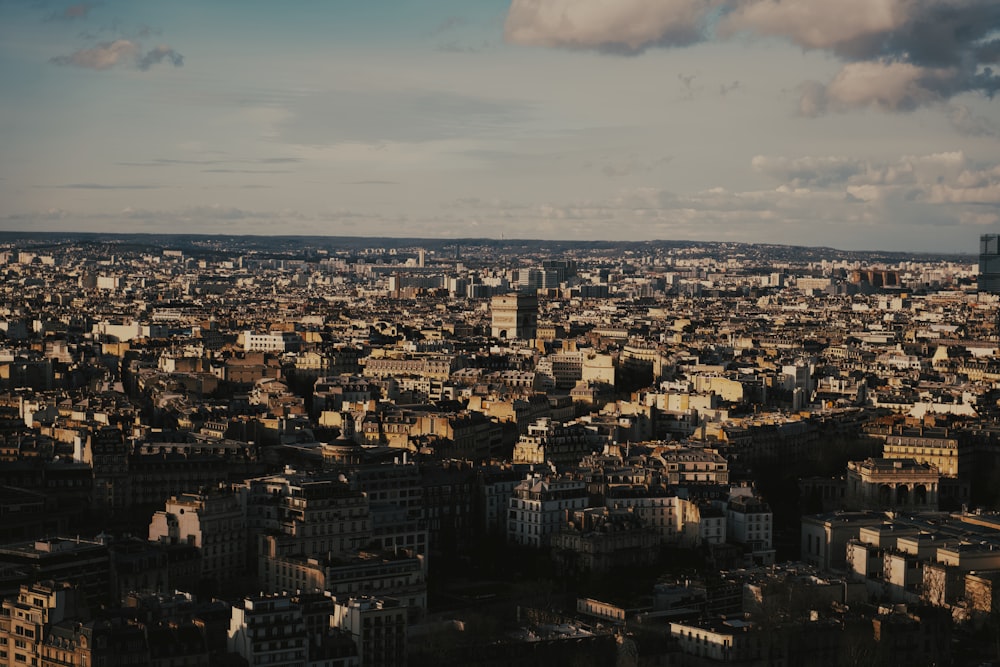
[50,40,184,71]
[505,0,1000,112]
[756,151,1000,205]
[725,0,1000,113]
[118,157,302,169]
[948,104,1000,138]
[50,39,138,70]
[504,0,722,54]
[0,205,408,235]
[47,3,97,21]
[36,183,166,190]
[137,45,183,70]
[722,0,1000,66]
[752,155,865,188]
[201,169,291,174]
[117,205,278,222]
[799,60,995,115]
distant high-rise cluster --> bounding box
[979,234,1000,294]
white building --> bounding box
[604,491,701,547]
[507,474,589,547]
[653,446,730,486]
[669,617,762,662]
[242,330,303,353]
[724,492,775,565]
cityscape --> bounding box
[3,0,1000,665]
[0,232,996,665]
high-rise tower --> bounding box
[979,234,1000,293]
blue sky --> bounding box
[1,0,999,251]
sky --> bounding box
[1,0,999,252]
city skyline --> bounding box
[2,0,1000,252]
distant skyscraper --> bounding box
[980,234,1000,293]
[490,293,538,340]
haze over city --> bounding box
[1,0,999,251]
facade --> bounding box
[148,490,246,585]
[0,539,111,612]
[655,446,730,485]
[801,511,887,571]
[242,331,302,353]
[259,551,427,617]
[241,474,372,572]
[550,509,660,574]
[228,595,308,667]
[846,458,940,512]
[725,494,775,566]
[881,429,971,507]
[0,581,79,667]
[512,418,602,468]
[669,617,762,663]
[331,597,406,667]
[846,523,921,584]
[605,489,698,546]
[507,474,589,547]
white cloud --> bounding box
[504,0,1000,112]
[504,0,721,54]
[720,0,907,54]
[751,155,865,187]
[801,60,968,115]
[757,151,1000,205]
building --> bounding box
[0,539,110,612]
[242,330,302,353]
[490,293,538,340]
[845,458,940,512]
[259,550,427,617]
[228,595,308,667]
[979,233,1000,293]
[801,511,887,571]
[331,596,406,667]
[669,617,763,662]
[241,473,372,573]
[512,418,602,468]
[148,489,246,586]
[880,428,971,508]
[655,445,730,486]
[0,581,83,667]
[550,508,660,574]
[507,474,589,547]
[604,487,701,546]
[725,493,775,566]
